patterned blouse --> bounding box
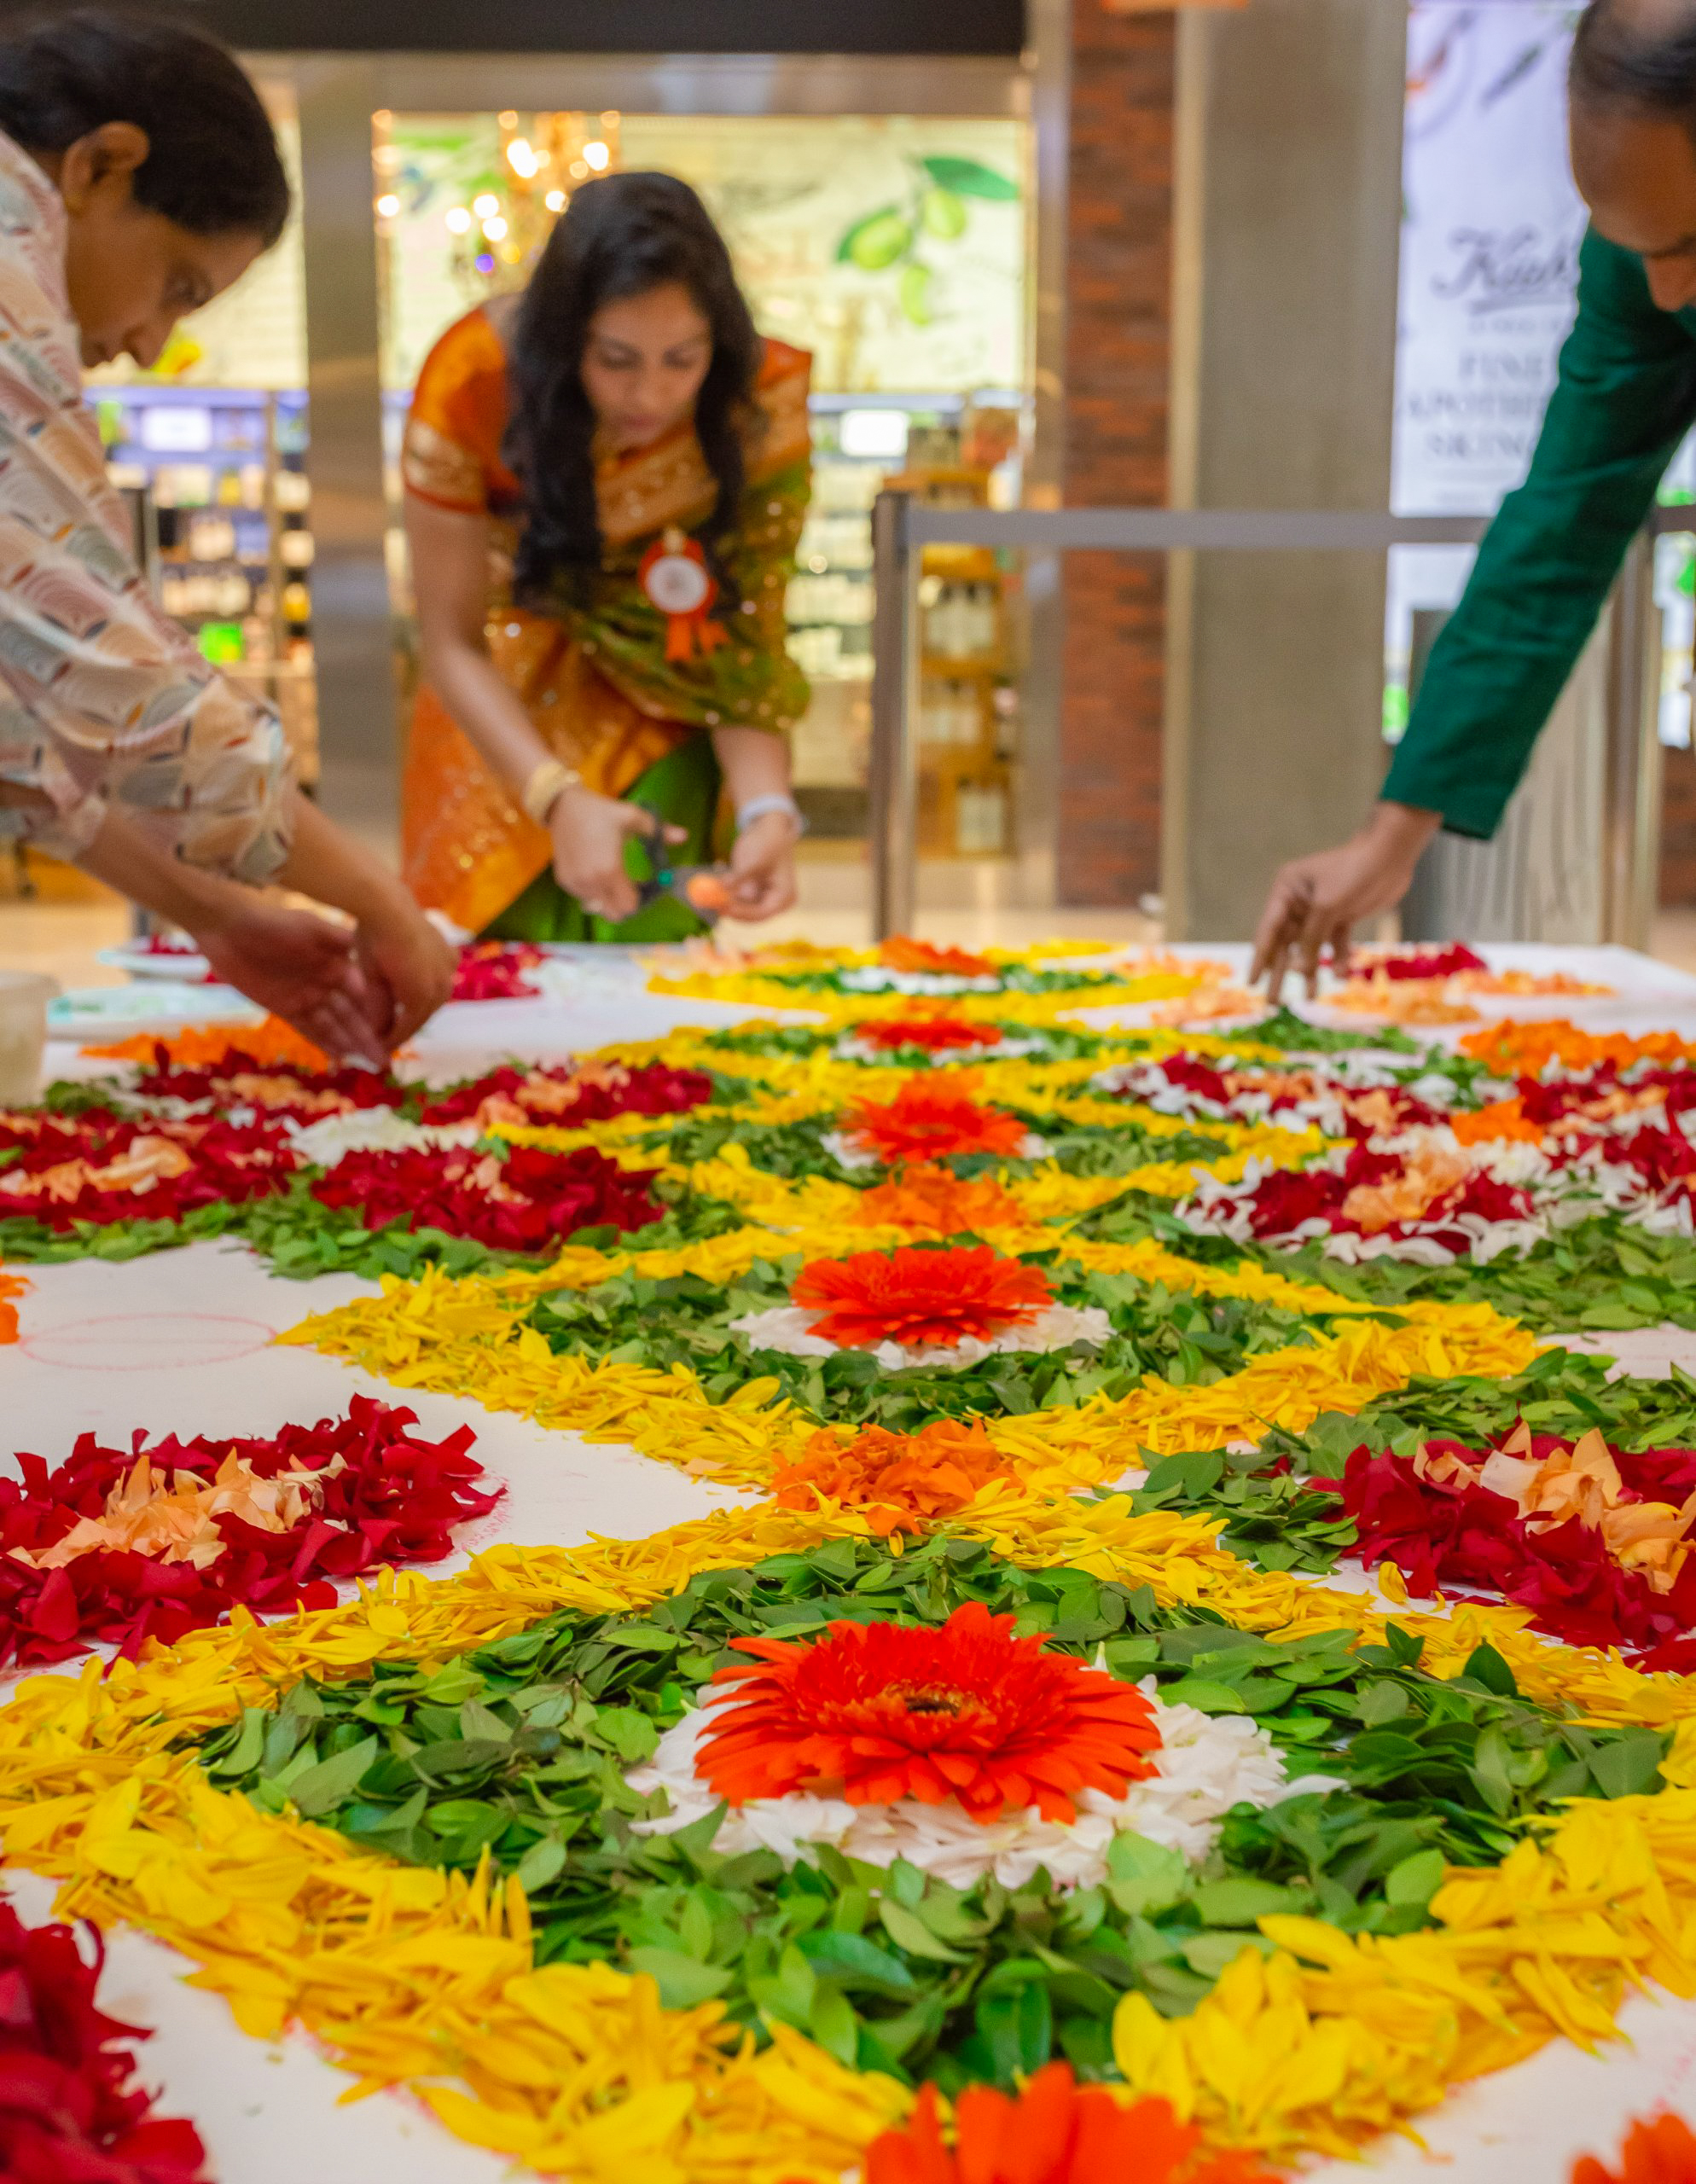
[0,131,293,880]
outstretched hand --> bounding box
[197,900,388,1066]
[1251,802,1440,999]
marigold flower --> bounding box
[864,2064,1275,2184]
[1572,2111,1696,2184]
[878,937,996,977]
[857,1014,1002,1053]
[771,1419,1012,1532]
[695,1600,1160,1821]
[856,1164,1027,1238]
[792,1242,1053,1350]
[842,1073,1031,1164]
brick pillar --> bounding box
[1058,3,1176,908]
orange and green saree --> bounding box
[401,306,811,940]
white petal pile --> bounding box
[728,1300,1112,1372]
[838,968,1004,996]
[282,1108,479,1168]
[628,1682,1328,1892]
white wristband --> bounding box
[735,793,806,837]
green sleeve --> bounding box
[1384,228,1696,838]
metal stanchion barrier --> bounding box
[865,498,1693,944]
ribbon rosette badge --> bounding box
[639,524,725,662]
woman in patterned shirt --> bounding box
[0,12,451,1061]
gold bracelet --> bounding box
[520,758,582,827]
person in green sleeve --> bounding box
[1254,0,1696,991]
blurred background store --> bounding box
[11,0,1696,980]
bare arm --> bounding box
[407,496,671,921]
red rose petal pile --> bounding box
[1342,943,1487,983]
[1331,1429,1696,1660]
[0,1894,208,2184]
[0,1396,499,1668]
[310,1141,665,1254]
[420,1059,712,1127]
[0,1111,298,1232]
[450,939,547,1002]
[132,1041,404,1119]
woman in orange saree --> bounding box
[402,171,811,943]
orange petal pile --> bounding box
[1572,2112,1696,2184]
[878,937,996,978]
[84,1015,330,1069]
[771,1419,1013,1534]
[841,1072,1031,1165]
[0,1265,26,1344]
[696,1600,1162,1822]
[866,2065,1276,2184]
[855,1163,1028,1238]
[791,1243,1054,1350]
[1459,1019,1696,1076]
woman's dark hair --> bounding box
[0,10,289,245]
[504,171,762,607]
[1571,0,1696,136]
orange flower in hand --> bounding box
[866,2065,1276,2184]
[844,1073,1030,1165]
[1573,2112,1696,2184]
[792,1243,1053,1350]
[697,1602,1160,1821]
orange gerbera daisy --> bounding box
[792,1243,1053,1350]
[0,1266,26,1345]
[1573,2112,1696,2184]
[856,1164,1026,1238]
[879,936,996,978]
[866,2067,1275,2184]
[771,1419,1012,1533]
[843,1073,1031,1165]
[857,1014,1002,1053]
[696,1600,1160,1821]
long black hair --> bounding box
[504,171,762,607]
[0,9,288,244]
[1571,0,1696,136]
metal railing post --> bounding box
[868,487,920,940]
[1602,527,1664,950]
